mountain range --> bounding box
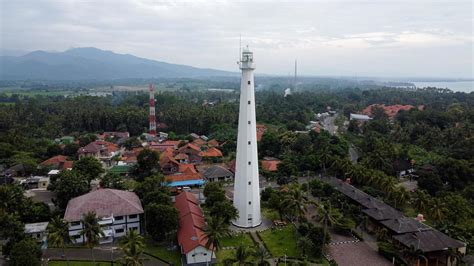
[0,47,235,80]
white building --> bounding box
[25,222,49,244]
[350,113,372,121]
[63,189,143,244]
[233,47,261,228]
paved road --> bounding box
[349,145,359,163]
[321,115,338,135]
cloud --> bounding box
[1,0,472,77]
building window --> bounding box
[129,214,138,219]
[248,201,252,205]
[71,221,80,226]
[248,81,251,85]
[248,121,251,124]
[248,100,251,104]
[248,161,251,165]
[115,228,124,233]
[115,216,123,221]
[129,227,138,231]
[192,254,196,257]
[204,253,208,256]
[248,181,251,185]
[72,235,81,239]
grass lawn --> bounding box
[216,249,234,264]
[220,233,254,248]
[48,261,113,266]
[259,226,300,258]
[261,207,280,221]
[144,242,182,266]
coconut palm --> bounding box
[203,216,231,265]
[317,201,342,250]
[428,198,448,223]
[403,245,427,266]
[253,245,270,266]
[392,187,410,208]
[47,216,73,266]
[413,190,430,213]
[297,236,314,258]
[119,230,145,266]
[281,185,309,222]
[80,211,104,263]
[234,244,251,265]
[378,177,396,195]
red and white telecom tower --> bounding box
[149,84,156,136]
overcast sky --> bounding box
[1,0,473,78]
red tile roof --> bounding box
[199,147,223,157]
[179,143,201,153]
[256,124,267,141]
[64,189,143,222]
[261,159,281,172]
[78,141,118,154]
[175,192,212,254]
[362,104,415,119]
[207,139,219,147]
[192,138,207,147]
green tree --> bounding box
[428,198,448,223]
[208,200,238,224]
[145,204,179,241]
[119,229,145,266]
[297,236,314,258]
[203,182,226,207]
[74,156,104,183]
[9,238,42,266]
[80,211,104,263]
[282,184,309,222]
[47,216,73,265]
[100,172,125,189]
[53,170,89,209]
[135,148,161,179]
[253,245,270,266]
[203,216,231,265]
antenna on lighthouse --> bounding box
[294,59,298,91]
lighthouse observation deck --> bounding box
[240,48,255,70]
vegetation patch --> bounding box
[144,242,182,266]
[220,233,254,248]
[259,226,299,258]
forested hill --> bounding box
[0,47,236,80]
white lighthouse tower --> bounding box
[233,46,261,228]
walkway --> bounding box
[249,231,277,266]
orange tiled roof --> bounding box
[256,124,267,141]
[362,104,415,118]
[199,147,223,157]
[192,138,207,147]
[207,139,219,147]
[261,159,281,172]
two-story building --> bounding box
[64,189,144,244]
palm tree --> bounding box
[281,185,309,222]
[297,236,314,258]
[413,190,429,213]
[47,216,73,266]
[119,230,145,266]
[428,198,448,223]
[80,211,104,263]
[378,177,396,195]
[375,227,389,241]
[234,244,251,265]
[392,187,410,209]
[317,202,341,253]
[203,216,231,265]
[253,245,270,266]
[403,245,427,266]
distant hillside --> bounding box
[0,47,235,80]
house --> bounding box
[175,192,215,265]
[192,138,207,147]
[261,158,281,172]
[178,143,202,164]
[77,141,120,166]
[199,147,223,162]
[362,104,416,119]
[165,165,205,188]
[160,150,181,175]
[207,139,220,148]
[64,189,144,244]
[256,124,267,141]
[25,222,49,244]
[40,155,73,171]
[98,132,130,140]
[203,165,233,182]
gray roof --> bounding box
[393,230,465,252]
[25,222,49,234]
[362,207,404,221]
[380,217,431,234]
[203,165,233,180]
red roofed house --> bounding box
[178,143,202,164]
[256,124,267,141]
[165,164,204,187]
[175,192,215,264]
[199,147,223,160]
[160,150,181,175]
[261,158,281,172]
[77,141,120,165]
[40,155,74,170]
[64,189,143,244]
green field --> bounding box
[258,226,300,258]
[220,233,254,248]
[144,243,182,266]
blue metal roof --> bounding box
[165,180,206,187]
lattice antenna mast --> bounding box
[149,84,156,136]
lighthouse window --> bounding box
[248,141,251,145]
[248,201,252,205]
[248,161,251,165]
[248,81,251,85]
[248,181,251,185]
[248,100,251,104]
[248,121,251,124]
